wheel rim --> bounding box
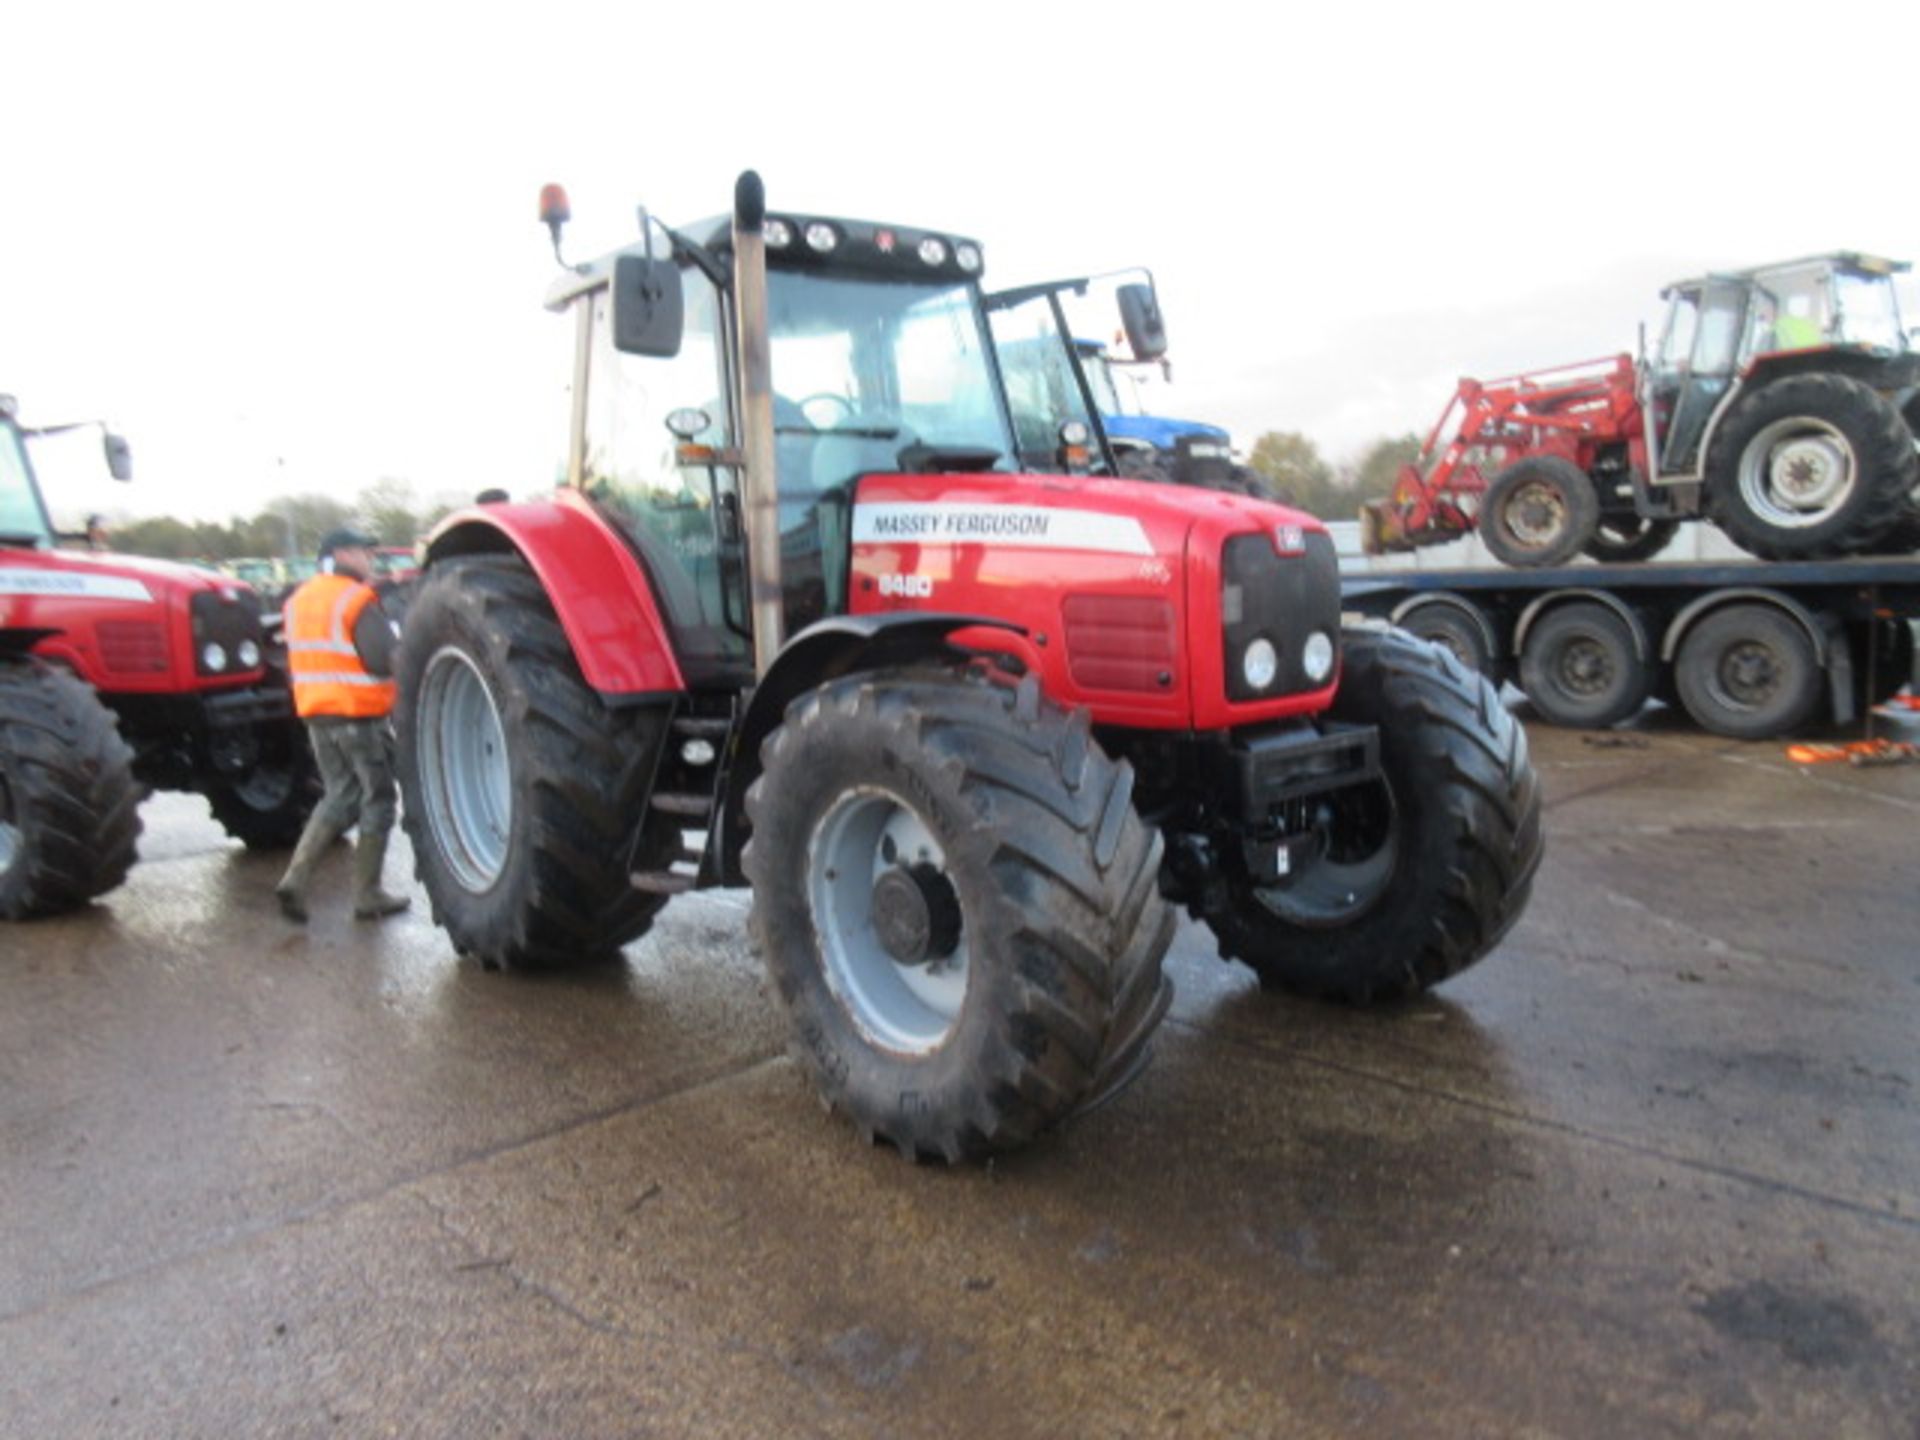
[1255,781,1399,928]
[226,763,296,812]
[1710,640,1783,711]
[807,788,969,1056]
[0,771,19,875]
[1500,479,1568,550]
[1553,635,1616,699]
[1737,417,1856,528]
[418,646,512,892]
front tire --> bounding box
[1705,375,1917,559]
[1480,456,1600,568]
[1203,628,1542,1004]
[395,556,675,968]
[0,659,143,920]
[204,723,322,849]
[744,668,1174,1161]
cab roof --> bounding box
[1661,251,1910,296]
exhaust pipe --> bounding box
[732,170,783,678]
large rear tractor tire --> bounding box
[744,667,1175,1162]
[395,556,675,969]
[1583,515,1680,564]
[204,723,322,849]
[0,658,143,920]
[1479,456,1600,568]
[1202,627,1542,1004]
[1704,375,1917,559]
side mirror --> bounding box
[612,253,685,358]
[1118,282,1168,361]
[104,432,132,482]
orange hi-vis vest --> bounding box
[285,573,396,719]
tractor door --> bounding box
[983,290,1104,471]
[1647,281,1748,478]
[579,265,752,682]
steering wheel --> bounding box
[797,392,858,430]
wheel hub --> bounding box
[870,863,961,967]
[1738,418,1857,527]
[1558,638,1613,696]
[1507,482,1565,546]
[1719,642,1780,704]
[1770,437,1849,508]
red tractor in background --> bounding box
[1363,253,1920,567]
[0,397,319,919]
[393,173,1542,1163]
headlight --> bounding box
[804,222,838,254]
[237,640,262,668]
[1303,631,1335,683]
[918,236,948,267]
[1242,637,1278,690]
[202,642,229,673]
[764,218,793,249]
[955,243,982,273]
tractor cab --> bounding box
[1644,252,1913,480]
[541,205,1163,682]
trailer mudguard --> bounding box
[1388,592,1501,661]
[713,611,1027,884]
[423,492,685,701]
[1658,587,1829,667]
[1515,588,1654,662]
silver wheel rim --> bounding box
[1737,418,1856,528]
[1500,479,1568,550]
[1256,782,1399,928]
[807,788,969,1056]
[418,646,512,892]
[0,772,19,874]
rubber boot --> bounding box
[351,829,410,920]
[274,820,339,923]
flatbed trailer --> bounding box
[1342,557,1920,739]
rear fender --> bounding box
[424,495,684,700]
[713,612,1025,884]
[1,627,59,658]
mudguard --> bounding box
[424,491,685,700]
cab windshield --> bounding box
[1833,272,1907,352]
[0,423,52,545]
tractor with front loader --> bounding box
[1,396,318,919]
[1364,253,1920,567]
[394,174,1542,1162]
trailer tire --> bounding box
[1705,374,1917,559]
[396,556,675,969]
[1674,603,1823,739]
[0,658,143,920]
[204,730,322,849]
[1401,602,1497,681]
[1480,457,1600,568]
[745,667,1175,1162]
[1202,627,1542,1004]
[1583,516,1680,563]
[1519,602,1651,729]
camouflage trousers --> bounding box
[302,716,398,844]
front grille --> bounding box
[1062,594,1177,693]
[1221,529,1341,701]
[97,621,168,675]
[191,590,266,675]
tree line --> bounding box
[108,478,459,562]
[1241,433,1420,521]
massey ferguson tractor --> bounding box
[0,397,318,919]
[393,174,1542,1162]
[1363,253,1920,566]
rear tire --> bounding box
[1705,375,1917,559]
[1674,604,1822,739]
[745,667,1174,1161]
[1202,628,1542,1004]
[395,556,675,969]
[1583,515,1680,563]
[0,659,143,920]
[1480,456,1600,568]
[1519,603,1651,729]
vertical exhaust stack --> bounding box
[732,170,783,678]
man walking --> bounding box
[274,526,410,922]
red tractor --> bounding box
[0,397,318,919]
[394,174,1542,1161]
[1363,253,1920,566]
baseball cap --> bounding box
[317,525,379,561]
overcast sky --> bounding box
[7,0,1917,531]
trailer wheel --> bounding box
[1583,516,1679,564]
[1202,628,1542,1004]
[1674,603,1823,739]
[745,667,1174,1161]
[1400,603,1497,681]
[395,556,676,968]
[0,658,143,920]
[1705,374,1917,559]
[1519,603,1651,729]
[204,730,322,849]
[1480,457,1599,568]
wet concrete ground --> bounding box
[2,711,1917,1438]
